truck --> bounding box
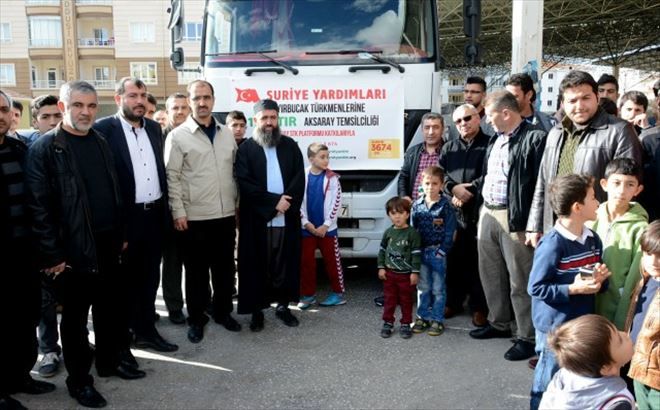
[168,0,445,258]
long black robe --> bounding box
[235,136,305,314]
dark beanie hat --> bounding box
[253,99,279,114]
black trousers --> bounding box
[56,231,123,390]
[446,223,488,313]
[1,241,40,395]
[124,202,164,338]
[265,227,290,306]
[161,224,184,313]
[183,217,236,326]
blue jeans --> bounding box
[416,247,447,322]
[530,330,560,410]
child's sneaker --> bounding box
[380,322,394,338]
[400,324,413,339]
[412,318,429,333]
[428,321,445,336]
[319,292,346,307]
[297,295,316,310]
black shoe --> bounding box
[14,377,56,395]
[168,310,186,325]
[0,395,27,410]
[97,364,146,380]
[250,311,264,332]
[134,334,179,352]
[69,385,107,408]
[154,313,161,322]
[118,348,139,370]
[215,314,242,332]
[504,339,536,361]
[187,324,204,343]
[275,305,299,327]
[469,324,512,340]
[380,322,394,338]
[374,295,384,307]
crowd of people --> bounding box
[0,69,658,410]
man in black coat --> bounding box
[235,99,305,331]
[26,81,144,408]
[440,104,490,326]
[94,78,177,353]
[1,90,56,410]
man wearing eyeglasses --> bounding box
[440,104,490,325]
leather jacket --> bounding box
[527,108,642,233]
[25,124,123,272]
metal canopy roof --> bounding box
[437,0,660,72]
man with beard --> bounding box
[26,81,138,408]
[1,89,56,410]
[94,78,178,354]
[235,99,305,331]
[166,80,240,343]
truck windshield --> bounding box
[205,0,436,66]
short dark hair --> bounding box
[604,157,642,183]
[421,111,444,126]
[146,92,157,106]
[12,99,23,114]
[0,90,12,107]
[640,220,660,256]
[559,70,598,99]
[466,76,487,92]
[31,94,59,118]
[226,110,246,123]
[116,77,147,95]
[421,165,444,182]
[385,196,411,214]
[187,79,215,96]
[598,98,618,116]
[549,174,593,217]
[619,90,648,111]
[597,74,619,91]
[483,90,520,113]
[548,314,618,378]
[307,142,329,158]
[507,73,535,101]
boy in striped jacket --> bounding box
[527,174,611,410]
[298,143,345,309]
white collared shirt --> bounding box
[118,115,162,203]
[554,221,593,245]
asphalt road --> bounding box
[18,261,532,409]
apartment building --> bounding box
[0,0,205,119]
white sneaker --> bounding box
[38,352,61,378]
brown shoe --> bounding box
[444,306,463,319]
[471,311,488,327]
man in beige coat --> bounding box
[166,80,239,343]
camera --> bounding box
[578,264,595,279]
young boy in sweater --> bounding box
[378,197,422,339]
[626,220,660,410]
[527,174,611,410]
[588,157,648,330]
[299,143,345,309]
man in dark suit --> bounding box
[94,77,177,354]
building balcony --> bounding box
[31,79,65,90]
[28,40,64,59]
[84,79,115,89]
[77,37,115,58]
[76,0,112,16]
[25,0,61,16]
[78,37,114,47]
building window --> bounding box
[0,23,11,42]
[548,86,553,93]
[130,62,157,84]
[547,100,552,107]
[130,23,155,43]
[449,77,461,87]
[548,73,554,80]
[449,94,462,104]
[183,22,203,41]
[177,63,201,84]
[0,64,16,86]
[29,16,62,47]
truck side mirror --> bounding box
[170,47,184,70]
[168,0,184,44]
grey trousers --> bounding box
[477,206,535,342]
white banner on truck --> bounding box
[230,75,405,170]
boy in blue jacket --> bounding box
[527,174,611,409]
